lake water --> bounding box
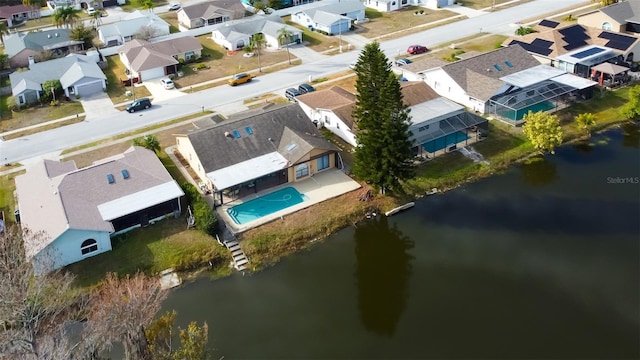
[162,124,640,359]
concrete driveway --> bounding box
[144,79,186,103]
[79,92,119,120]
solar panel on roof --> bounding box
[572,47,606,59]
[494,64,502,71]
[505,61,513,68]
[598,32,636,50]
[539,19,559,28]
[531,38,553,48]
[559,26,590,50]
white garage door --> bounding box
[76,81,104,97]
[141,67,166,81]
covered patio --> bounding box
[590,62,631,88]
[412,113,488,158]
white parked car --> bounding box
[168,2,181,10]
[160,78,175,89]
[86,7,96,15]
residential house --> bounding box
[177,0,246,30]
[290,0,365,35]
[578,0,640,35]
[296,82,487,157]
[503,21,640,67]
[420,45,597,124]
[362,0,450,12]
[3,28,85,68]
[119,37,202,81]
[14,146,185,273]
[175,104,339,207]
[394,56,448,81]
[0,4,38,27]
[10,54,106,105]
[97,10,170,48]
[211,14,302,50]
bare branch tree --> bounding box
[0,226,88,359]
[135,25,159,41]
[87,272,168,360]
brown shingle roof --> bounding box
[120,37,202,72]
[400,81,439,106]
[401,57,447,74]
[503,23,640,59]
[297,86,356,128]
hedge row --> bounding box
[181,182,218,235]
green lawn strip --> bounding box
[60,111,213,155]
[3,116,86,140]
[66,215,231,289]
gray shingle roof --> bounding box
[180,0,245,20]
[10,54,106,96]
[98,10,169,39]
[215,14,300,39]
[184,104,337,173]
[599,0,640,24]
[15,147,181,259]
[441,45,540,101]
[3,29,81,57]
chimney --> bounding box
[28,56,35,66]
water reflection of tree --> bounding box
[355,216,414,336]
[521,157,557,187]
[621,123,639,148]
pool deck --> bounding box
[217,169,361,234]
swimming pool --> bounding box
[423,131,469,153]
[226,187,307,225]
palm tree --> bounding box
[140,0,154,13]
[250,33,266,72]
[89,11,102,28]
[575,112,597,138]
[277,26,293,65]
[52,6,80,29]
[0,21,8,46]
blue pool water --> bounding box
[227,187,307,225]
[423,131,469,153]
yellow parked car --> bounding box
[228,73,253,86]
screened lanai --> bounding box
[412,111,488,158]
[489,77,596,124]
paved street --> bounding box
[0,0,589,163]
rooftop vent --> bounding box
[224,131,232,138]
[47,34,51,38]
[55,32,59,37]
[286,143,297,151]
[107,174,115,184]
[121,169,130,179]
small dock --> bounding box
[224,240,250,271]
[159,268,182,290]
[385,202,415,217]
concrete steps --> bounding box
[223,240,249,272]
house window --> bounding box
[18,95,25,105]
[418,124,429,132]
[185,51,195,61]
[237,40,245,49]
[317,155,329,171]
[324,116,330,125]
[602,22,612,31]
[295,163,309,178]
[81,239,98,255]
[336,123,340,129]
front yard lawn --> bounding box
[0,96,84,132]
[356,7,458,39]
[172,35,294,88]
[105,56,151,104]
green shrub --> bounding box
[181,182,218,235]
[195,63,207,70]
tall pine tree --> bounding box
[352,42,414,194]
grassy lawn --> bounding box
[158,12,180,33]
[457,0,533,10]
[0,170,24,226]
[66,215,232,288]
[172,35,294,88]
[105,56,151,104]
[3,116,85,140]
[356,7,459,39]
[0,97,84,132]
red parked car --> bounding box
[407,45,428,55]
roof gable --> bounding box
[181,0,245,19]
[10,54,105,93]
[120,37,201,71]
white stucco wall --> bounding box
[423,68,476,110]
[33,228,112,274]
